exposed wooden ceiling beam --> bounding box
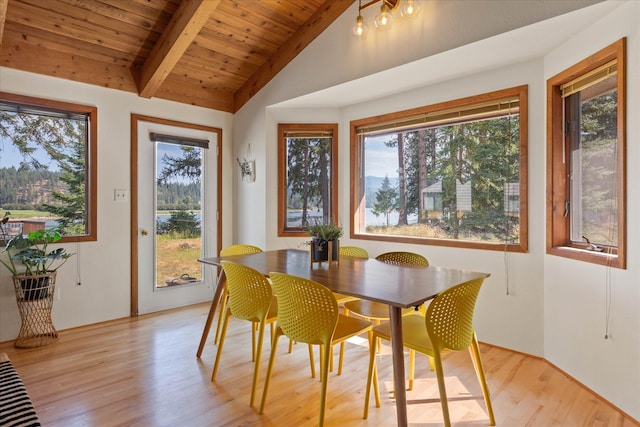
[233,0,355,113]
[0,0,8,50]
[137,0,219,99]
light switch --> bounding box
[114,189,128,202]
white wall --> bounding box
[543,1,640,419]
[0,0,637,421]
[233,0,639,420]
[0,69,234,341]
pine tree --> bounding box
[371,175,398,226]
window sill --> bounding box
[547,245,624,269]
[353,232,527,253]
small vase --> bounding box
[311,237,339,262]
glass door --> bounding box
[136,119,218,315]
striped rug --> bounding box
[0,353,41,427]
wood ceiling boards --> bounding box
[0,0,354,113]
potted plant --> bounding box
[304,219,343,263]
[1,228,73,300]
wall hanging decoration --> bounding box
[237,144,255,183]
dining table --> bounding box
[197,249,490,427]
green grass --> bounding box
[2,209,54,219]
[155,236,202,287]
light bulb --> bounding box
[352,14,369,38]
[401,0,421,19]
[374,3,394,31]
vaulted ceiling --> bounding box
[0,0,353,113]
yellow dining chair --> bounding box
[329,245,369,371]
[339,245,369,258]
[363,278,495,426]
[214,244,263,347]
[212,261,276,407]
[333,246,368,307]
[344,251,429,389]
[260,272,374,427]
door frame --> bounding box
[130,114,223,316]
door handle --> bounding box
[141,229,149,236]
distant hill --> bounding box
[365,176,398,208]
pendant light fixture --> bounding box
[352,0,369,38]
[400,0,421,19]
[373,1,394,31]
[353,0,420,37]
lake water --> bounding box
[287,208,417,227]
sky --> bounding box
[2,131,391,179]
[155,142,202,184]
[0,136,61,172]
[364,135,399,178]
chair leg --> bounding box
[337,342,345,375]
[250,320,267,407]
[432,351,452,427]
[374,319,381,353]
[251,321,256,362]
[308,343,316,378]
[363,331,380,419]
[259,331,282,414]
[408,349,415,390]
[329,344,333,372]
[211,309,231,381]
[318,342,331,427]
[469,335,496,426]
[214,287,228,345]
[373,356,380,408]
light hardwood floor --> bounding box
[0,302,637,426]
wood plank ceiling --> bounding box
[0,0,354,113]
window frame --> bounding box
[0,92,98,243]
[277,123,339,237]
[349,85,529,252]
[546,38,626,268]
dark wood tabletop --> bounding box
[200,249,490,308]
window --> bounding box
[350,86,528,252]
[278,123,338,236]
[0,93,97,242]
[546,39,626,268]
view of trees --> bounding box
[0,109,88,235]
[156,209,200,237]
[157,145,202,184]
[156,182,200,211]
[371,175,398,226]
[572,87,618,246]
[366,114,521,243]
[0,167,62,210]
[155,144,202,237]
[285,134,332,227]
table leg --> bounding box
[196,269,226,358]
[389,306,408,426]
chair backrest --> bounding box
[269,272,338,346]
[425,278,484,351]
[221,261,273,322]
[375,251,429,267]
[220,244,263,257]
[339,246,369,259]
